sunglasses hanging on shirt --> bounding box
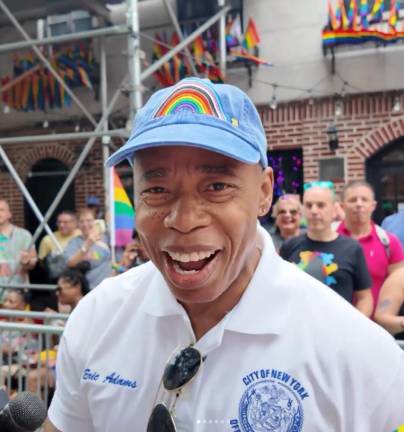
[147,346,205,432]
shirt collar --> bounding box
[339,220,375,241]
[140,226,295,335]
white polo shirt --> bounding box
[48,227,404,432]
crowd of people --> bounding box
[264,179,404,335]
[0,177,403,338]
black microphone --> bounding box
[0,389,47,432]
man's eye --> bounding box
[207,183,231,192]
[143,186,166,194]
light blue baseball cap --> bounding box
[106,77,268,168]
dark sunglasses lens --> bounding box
[163,346,202,391]
[147,403,176,432]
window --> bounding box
[177,0,242,23]
[267,149,304,199]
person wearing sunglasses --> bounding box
[46,78,404,432]
[269,194,303,251]
[280,181,373,317]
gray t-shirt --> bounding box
[64,235,112,289]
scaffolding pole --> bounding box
[100,37,111,222]
[0,25,130,54]
[127,0,143,121]
[0,130,128,145]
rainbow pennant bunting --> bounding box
[109,168,135,248]
[369,0,384,23]
[389,0,399,29]
[360,0,369,28]
[243,17,261,50]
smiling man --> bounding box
[47,78,404,432]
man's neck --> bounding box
[182,239,263,341]
[307,228,338,242]
[0,222,12,236]
[344,220,372,239]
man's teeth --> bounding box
[167,250,216,263]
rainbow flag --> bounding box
[109,168,135,248]
[389,0,399,29]
[243,17,261,49]
[328,0,339,30]
[347,0,358,29]
[369,0,384,23]
[340,0,350,28]
[360,0,369,28]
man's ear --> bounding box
[258,167,274,217]
[372,200,377,213]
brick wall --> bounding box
[0,137,105,227]
[258,91,404,196]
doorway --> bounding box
[24,158,75,239]
[366,139,404,223]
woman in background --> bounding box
[270,194,303,251]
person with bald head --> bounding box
[280,181,373,317]
[337,180,404,314]
[46,78,404,432]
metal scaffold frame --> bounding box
[0,0,229,288]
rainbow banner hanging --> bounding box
[109,168,135,248]
[323,28,404,47]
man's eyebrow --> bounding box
[140,168,168,181]
[197,164,237,175]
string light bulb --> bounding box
[334,98,343,117]
[269,84,278,110]
[392,95,401,113]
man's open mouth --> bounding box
[164,250,219,275]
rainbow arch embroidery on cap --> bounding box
[153,80,226,121]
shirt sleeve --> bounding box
[388,233,404,265]
[353,244,372,291]
[38,236,50,260]
[64,237,81,261]
[48,300,95,431]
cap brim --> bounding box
[106,123,262,167]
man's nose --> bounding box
[164,196,210,233]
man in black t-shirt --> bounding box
[280,182,373,316]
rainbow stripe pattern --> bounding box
[110,168,135,247]
[323,28,404,47]
[153,80,226,121]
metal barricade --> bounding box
[0,311,68,413]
